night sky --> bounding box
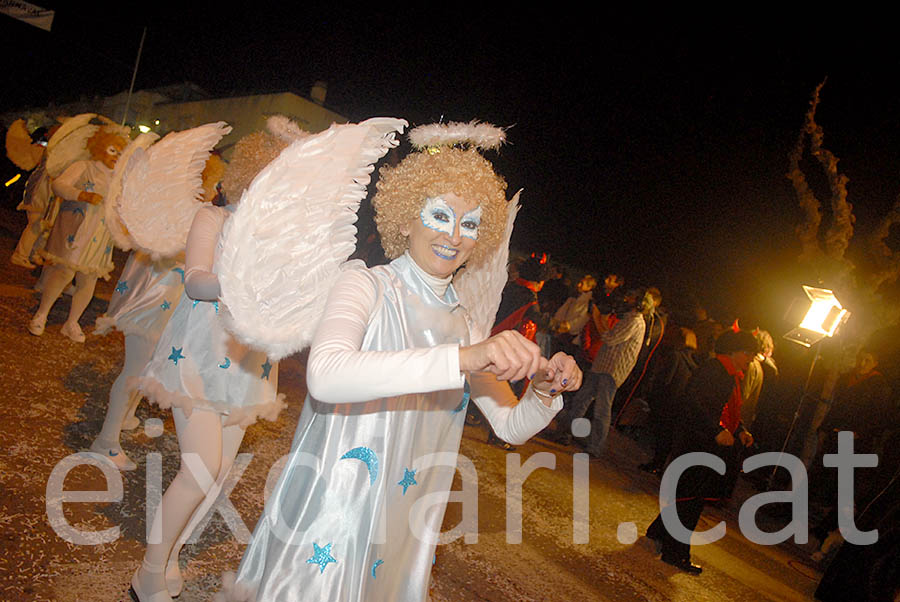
[4,6,900,328]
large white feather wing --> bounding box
[105,132,160,250]
[218,117,407,360]
[454,190,522,344]
[45,113,97,178]
[118,122,231,259]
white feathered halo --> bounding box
[117,121,232,260]
[217,118,407,361]
[408,120,506,152]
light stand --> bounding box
[766,286,849,490]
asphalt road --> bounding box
[0,206,823,601]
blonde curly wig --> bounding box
[221,131,289,202]
[85,127,127,161]
[373,147,508,267]
[200,154,226,202]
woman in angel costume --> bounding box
[214,120,583,601]
[90,123,228,471]
[128,125,294,602]
[28,125,128,342]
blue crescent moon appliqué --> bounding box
[340,447,379,485]
[371,559,384,578]
[218,357,231,369]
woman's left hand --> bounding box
[532,352,582,404]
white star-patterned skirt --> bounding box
[136,289,285,428]
[95,252,186,341]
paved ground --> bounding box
[0,206,824,601]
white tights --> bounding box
[136,407,245,594]
[12,211,43,262]
[94,334,155,450]
[33,264,98,326]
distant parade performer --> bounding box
[89,125,227,473]
[6,118,53,269]
[28,124,128,342]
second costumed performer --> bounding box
[214,120,583,601]
[127,127,290,602]
[91,123,230,471]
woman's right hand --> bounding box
[459,330,548,382]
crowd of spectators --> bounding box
[489,254,900,592]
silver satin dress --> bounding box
[234,254,474,600]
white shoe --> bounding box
[28,315,46,336]
[165,558,183,598]
[122,415,141,431]
[89,441,137,471]
[130,565,174,602]
[10,254,36,269]
[60,320,86,343]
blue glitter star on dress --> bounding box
[115,281,129,295]
[83,181,94,192]
[172,267,185,283]
[66,234,75,244]
[371,559,384,578]
[168,346,185,365]
[192,300,200,308]
[260,359,272,380]
[452,379,471,413]
[213,301,219,314]
[306,542,336,574]
[104,245,112,255]
[340,447,379,485]
[69,206,85,217]
[160,300,171,311]
[398,467,417,495]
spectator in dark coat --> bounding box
[639,327,700,474]
[645,329,759,574]
[810,345,894,544]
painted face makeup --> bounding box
[419,197,482,242]
[404,193,481,279]
[101,143,125,169]
[459,205,482,240]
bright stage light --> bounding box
[137,124,151,133]
[5,174,21,187]
[770,285,851,488]
[784,286,849,347]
